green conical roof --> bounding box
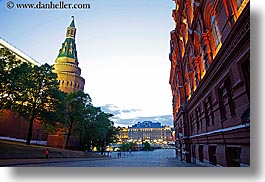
[56,17,78,63]
[57,38,78,61]
[69,16,75,27]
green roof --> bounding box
[57,38,78,61]
[69,18,75,27]
[56,17,78,63]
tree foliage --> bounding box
[0,48,24,109]
[60,90,119,151]
[0,48,65,144]
[120,142,138,151]
[142,142,153,151]
[61,90,92,149]
[0,48,118,149]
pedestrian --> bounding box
[45,149,49,159]
[100,147,105,155]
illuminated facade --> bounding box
[117,127,129,144]
[169,0,249,166]
[128,121,173,144]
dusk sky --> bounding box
[0,0,175,127]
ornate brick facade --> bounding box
[169,0,250,166]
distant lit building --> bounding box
[117,127,128,144]
[128,121,173,144]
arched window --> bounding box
[210,14,222,50]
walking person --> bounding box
[117,151,121,158]
[45,149,49,159]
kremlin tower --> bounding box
[53,16,85,93]
[47,17,85,149]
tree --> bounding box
[79,105,101,151]
[1,48,120,149]
[93,111,117,150]
[53,90,118,151]
[79,107,119,151]
[142,142,152,151]
[63,90,92,149]
[0,48,26,110]
[120,142,137,151]
[6,61,64,144]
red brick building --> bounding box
[169,0,250,166]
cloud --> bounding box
[100,104,142,115]
[112,115,174,127]
[99,104,173,127]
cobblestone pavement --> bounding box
[0,149,203,167]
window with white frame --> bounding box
[210,14,221,49]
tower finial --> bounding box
[69,16,75,28]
